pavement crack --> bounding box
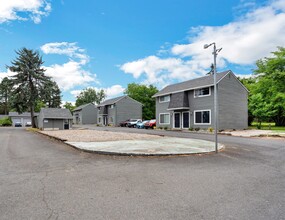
[39,171,58,220]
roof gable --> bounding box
[153,70,232,97]
[98,95,143,107]
[73,103,95,111]
[40,108,73,119]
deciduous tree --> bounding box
[75,88,106,106]
[124,83,158,119]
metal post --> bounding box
[204,42,221,153]
[212,44,218,153]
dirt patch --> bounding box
[40,130,162,142]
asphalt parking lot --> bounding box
[0,127,284,220]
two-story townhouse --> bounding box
[153,70,249,130]
[72,103,97,125]
[97,95,143,126]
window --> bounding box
[110,104,114,109]
[159,113,170,124]
[194,87,210,97]
[194,110,211,124]
[159,95,170,103]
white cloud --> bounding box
[44,61,96,91]
[0,0,51,24]
[41,42,89,64]
[41,42,98,91]
[120,0,285,87]
[70,85,125,99]
[104,85,125,98]
[120,55,203,87]
[172,0,285,65]
[0,69,16,80]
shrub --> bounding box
[0,117,12,126]
[164,126,168,130]
[188,127,194,131]
[207,127,214,133]
[257,124,261,129]
[194,127,200,131]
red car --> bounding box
[144,119,156,129]
[119,119,131,127]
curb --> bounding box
[64,142,225,157]
[36,131,225,157]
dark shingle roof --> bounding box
[98,95,126,107]
[73,103,95,111]
[153,70,231,97]
[9,112,39,117]
[40,108,73,119]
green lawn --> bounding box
[249,122,285,132]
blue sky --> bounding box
[0,0,285,104]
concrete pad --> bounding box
[66,137,224,156]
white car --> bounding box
[25,121,32,127]
[127,119,142,128]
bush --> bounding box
[0,117,12,126]
[194,127,200,131]
[207,127,214,133]
[257,124,261,129]
[188,127,194,131]
[164,126,168,130]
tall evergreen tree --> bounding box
[0,77,13,115]
[8,48,50,128]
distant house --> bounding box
[153,70,248,130]
[37,108,73,130]
[72,103,97,125]
[9,112,37,126]
[97,95,143,126]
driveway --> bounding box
[0,127,284,220]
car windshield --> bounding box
[150,120,156,123]
[130,119,137,122]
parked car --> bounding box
[144,119,156,129]
[127,119,142,128]
[14,122,22,127]
[136,120,149,129]
[25,121,32,127]
[119,119,131,127]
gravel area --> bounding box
[40,129,162,142]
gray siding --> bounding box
[156,97,173,128]
[188,88,214,129]
[81,105,97,124]
[218,73,248,130]
[108,106,116,126]
[155,72,248,130]
[116,97,142,126]
[73,104,97,125]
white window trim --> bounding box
[182,111,190,129]
[173,112,181,129]
[159,95,170,103]
[159,113,170,125]
[194,87,211,98]
[194,109,211,125]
